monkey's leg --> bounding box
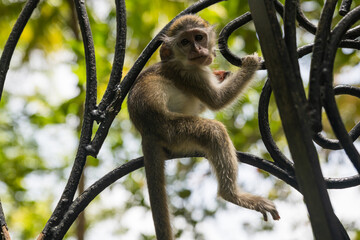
[205,124,280,221]
[142,138,174,240]
[171,117,280,221]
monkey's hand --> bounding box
[241,53,262,70]
[252,196,280,221]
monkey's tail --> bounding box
[142,138,174,240]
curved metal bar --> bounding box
[313,133,345,150]
[298,40,360,60]
[51,150,300,239]
[218,12,253,67]
[258,79,295,173]
[42,0,98,237]
[284,0,304,97]
[322,93,360,171]
[295,3,317,35]
[0,0,40,101]
[97,0,127,113]
[314,123,360,150]
[259,81,360,188]
[308,0,338,133]
[273,0,317,35]
[297,43,314,58]
[332,6,360,44]
[238,152,298,189]
[339,39,360,49]
[251,0,352,238]
[344,25,360,39]
[313,85,360,150]
[326,174,360,189]
[322,6,360,174]
[340,0,353,16]
[52,157,144,240]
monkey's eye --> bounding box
[195,34,203,41]
[180,39,190,46]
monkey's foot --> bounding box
[251,196,280,221]
[220,192,280,221]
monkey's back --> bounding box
[128,64,166,134]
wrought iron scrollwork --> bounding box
[1,0,360,239]
[218,1,360,191]
[219,1,360,238]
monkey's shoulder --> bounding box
[136,63,163,81]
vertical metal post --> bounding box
[248,0,343,239]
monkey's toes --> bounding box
[257,198,280,221]
[271,210,281,221]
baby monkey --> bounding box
[128,15,280,240]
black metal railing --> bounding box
[0,0,359,239]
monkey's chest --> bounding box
[166,85,205,115]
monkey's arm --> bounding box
[187,54,261,110]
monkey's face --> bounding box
[176,28,214,66]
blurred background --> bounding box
[0,0,360,239]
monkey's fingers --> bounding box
[256,198,280,221]
[261,209,280,221]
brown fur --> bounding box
[127,15,280,240]
[167,15,209,37]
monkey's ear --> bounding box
[160,43,173,61]
[159,35,175,61]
